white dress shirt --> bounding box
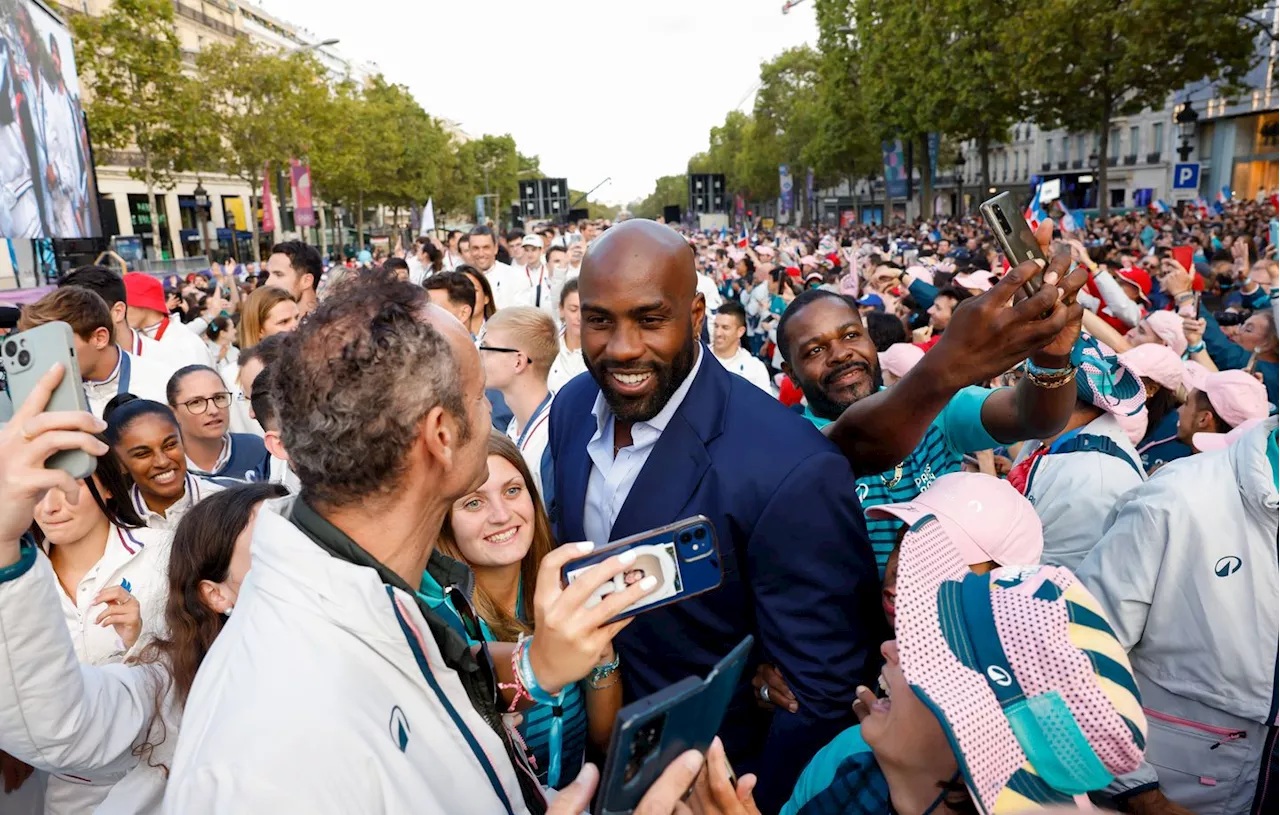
[83,347,170,419]
[582,346,704,546]
[484,261,531,311]
[506,391,554,505]
[712,345,773,393]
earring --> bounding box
[222,605,234,617]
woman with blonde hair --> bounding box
[236,287,299,351]
[422,431,628,790]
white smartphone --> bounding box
[2,321,96,479]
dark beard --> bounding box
[587,334,698,423]
[798,361,884,421]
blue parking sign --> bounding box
[1173,163,1200,190]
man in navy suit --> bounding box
[545,220,884,812]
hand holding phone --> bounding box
[525,541,659,697]
[0,361,108,556]
[2,322,97,480]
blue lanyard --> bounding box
[116,350,132,395]
[516,393,553,449]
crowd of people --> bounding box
[0,196,1276,815]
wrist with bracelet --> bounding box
[1023,358,1078,389]
[589,651,621,690]
[1187,341,1206,354]
[500,635,567,713]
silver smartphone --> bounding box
[2,321,96,479]
[980,191,1046,299]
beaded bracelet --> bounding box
[1023,359,1078,389]
[516,636,565,707]
[499,638,535,713]
[589,652,621,690]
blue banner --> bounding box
[927,132,940,185]
[882,140,908,199]
[779,164,794,214]
[806,168,815,215]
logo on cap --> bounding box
[987,665,1013,687]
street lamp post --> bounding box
[1176,98,1199,162]
[194,180,211,261]
[227,212,240,265]
[954,157,965,216]
[287,38,340,55]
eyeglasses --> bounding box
[478,345,521,355]
[177,392,232,414]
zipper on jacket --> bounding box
[1145,707,1248,747]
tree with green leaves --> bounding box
[630,175,688,220]
[71,0,206,256]
[195,40,329,258]
[1011,0,1269,215]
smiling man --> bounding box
[545,219,884,812]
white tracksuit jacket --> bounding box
[1078,416,1279,814]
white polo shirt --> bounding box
[712,346,773,394]
[484,261,532,311]
[506,391,554,505]
[548,333,588,393]
[84,347,171,419]
[138,316,216,371]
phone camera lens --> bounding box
[2,341,15,357]
[16,350,30,367]
[693,527,706,540]
[996,210,1013,234]
[679,532,693,545]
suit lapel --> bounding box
[610,414,711,540]
[559,405,597,542]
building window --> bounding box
[1024,150,1030,178]
[1093,132,1100,159]
[1061,136,1069,162]
[1013,151,1019,177]
[1152,122,1164,154]
[1110,128,1121,158]
[1129,126,1140,156]
[1076,134,1086,163]
[1047,140,1054,165]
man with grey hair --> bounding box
[163,280,667,813]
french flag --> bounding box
[1217,186,1231,204]
[736,223,749,249]
[1059,201,1078,233]
[1193,197,1210,218]
[1149,198,1169,214]
[1025,183,1048,232]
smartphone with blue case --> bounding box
[594,635,752,815]
[561,515,723,624]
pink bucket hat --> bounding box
[1193,416,1266,453]
[1119,343,1185,394]
[1201,369,1269,428]
[867,472,1043,568]
[896,517,1147,812]
[954,270,995,292]
[878,343,925,379]
[1141,310,1188,357]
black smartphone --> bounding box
[561,516,723,625]
[980,191,1046,299]
[594,636,753,815]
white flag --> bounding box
[419,198,436,236]
[1039,178,1061,203]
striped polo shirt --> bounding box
[803,386,1000,574]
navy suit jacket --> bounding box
[546,354,885,812]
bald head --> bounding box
[577,220,705,424]
[581,219,698,306]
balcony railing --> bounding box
[1146,152,1162,164]
[174,2,241,39]
[1057,161,1067,170]
[1071,159,1083,169]
[1107,156,1119,167]
[1040,163,1051,171]
[1123,155,1138,166]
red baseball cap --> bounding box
[123,272,167,314]
[1114,267,1152,302]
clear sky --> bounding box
[261,0,819,205]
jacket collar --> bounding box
[286,497,477,670]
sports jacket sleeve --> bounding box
[746,451,884,813]
[0,545,165,777]
[1200,306,1254,371]
[1092,271,1144,328]
[1075,489,1164,799]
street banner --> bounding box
[290,160,315,227]
[806,168,815,217]
[261,164,276,234]
[927,133,940,184]
[779,164,794,214]
[882,140,908,199]
[475,195,487,223]
[1040,178,1061,203]
[420,198,436,236]
[735,194,745,224]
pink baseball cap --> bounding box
[1201,369,1269,428]
[755,244,776,257]
[1141,310,1187,357]
[905,265,934,286]
[867,472,1043,568]
[1182,360,1211,392]
[1193,416,1267,452]
[1120,343,1184,393]
[953,270,994,292]
[878,342,925,379]
[800,255,820,268]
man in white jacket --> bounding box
[1078,416,1279,815]
[161,279,660,814]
